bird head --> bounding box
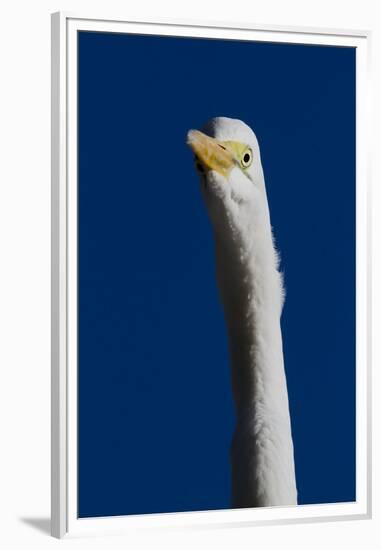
[187,117,269,244]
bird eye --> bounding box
[241,148,253,168]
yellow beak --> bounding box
[187,130,236,177]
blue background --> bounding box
[78,31,356,517]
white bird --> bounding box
[187,117,297,508]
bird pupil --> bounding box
[243,153,251,164]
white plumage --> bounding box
[187,117,297,508]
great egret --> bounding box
[187,117,297,508]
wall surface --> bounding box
[0,0,379,548]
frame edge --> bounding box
[54,10,370,39]
[51,11,67,539]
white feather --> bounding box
[195,117,297,507]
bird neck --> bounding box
[214,206,284,413]
[213,202,297,506]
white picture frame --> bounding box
[51,11,372,539]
